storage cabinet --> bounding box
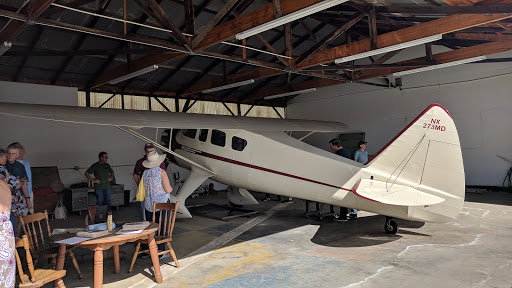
[69,184,125,213]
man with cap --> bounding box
[354,141,368,165]
[133,143,166,221]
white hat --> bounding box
[142,151,166,169]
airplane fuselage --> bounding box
[173,128,452,223]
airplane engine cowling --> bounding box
[226,186,259,206]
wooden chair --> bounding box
[15,235,67,287]
[85,205,99,226]
[129,201,180,273]
[19,210,83,279]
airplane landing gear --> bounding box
[384,217,399,234]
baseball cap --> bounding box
[359,141,367,145]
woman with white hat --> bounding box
[142,151,173,257]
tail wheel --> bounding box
[384,217,399,234]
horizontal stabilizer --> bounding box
[0,102,347,132]
[353,179,445,206]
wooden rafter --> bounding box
[181,67,282,97]
[273,0,292,66]
[362,40,512,78]
[194,0,330,50]
[86,0,166,88]
[226,4,289,66]
[243,78,341,103]
[352,49,403,79]
[373,5,512,14]
[452,32,512,41]
[254,41,512,102]
[368,6,377,50]
[294,12,366,66]
[296,13,512,69]
[191,0,239,49]
[299,20,319,43]
[0,0,53,43]
[184,0,195,35]
[188,21,328,101]
[131,0,191,49]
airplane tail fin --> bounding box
[365,104,465,221]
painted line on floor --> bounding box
[127,202,289,288]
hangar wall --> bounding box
[0,81,162,200]
[286,57,512,186]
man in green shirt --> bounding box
[85,152,115,212]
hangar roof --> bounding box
[0,0,511,108]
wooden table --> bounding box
[50,223,161,288]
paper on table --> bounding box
[115,229,143,235]
[55,237,90,245]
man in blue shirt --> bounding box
[354,141,368,164]
[350,140,369,218]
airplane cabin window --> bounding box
[183,129,197,139]
[232,136,247,151]
[199,129,208,142]
[211,130,226,147]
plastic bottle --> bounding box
[107,212,113,231]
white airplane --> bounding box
[0,102,464,234]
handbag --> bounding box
[135,175,146,202]
[53,200,67,220]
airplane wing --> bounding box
[0,102,347,132]
[352,179,445,206]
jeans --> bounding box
[95,187,111,212]
[140,201,146,221]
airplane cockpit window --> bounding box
[232,136,247,151]
[211,130,226,147]
[183,129,197,139]
[199,129,208,142]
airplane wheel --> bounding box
[384,220,399,234]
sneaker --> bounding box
[282,198,293,203]
[263,197,271,201]
[159,253,170,259]
[349,213,358,219]
[333,214,348,221]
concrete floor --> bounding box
[44,190,512,288]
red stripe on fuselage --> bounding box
[179,145,382,203]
